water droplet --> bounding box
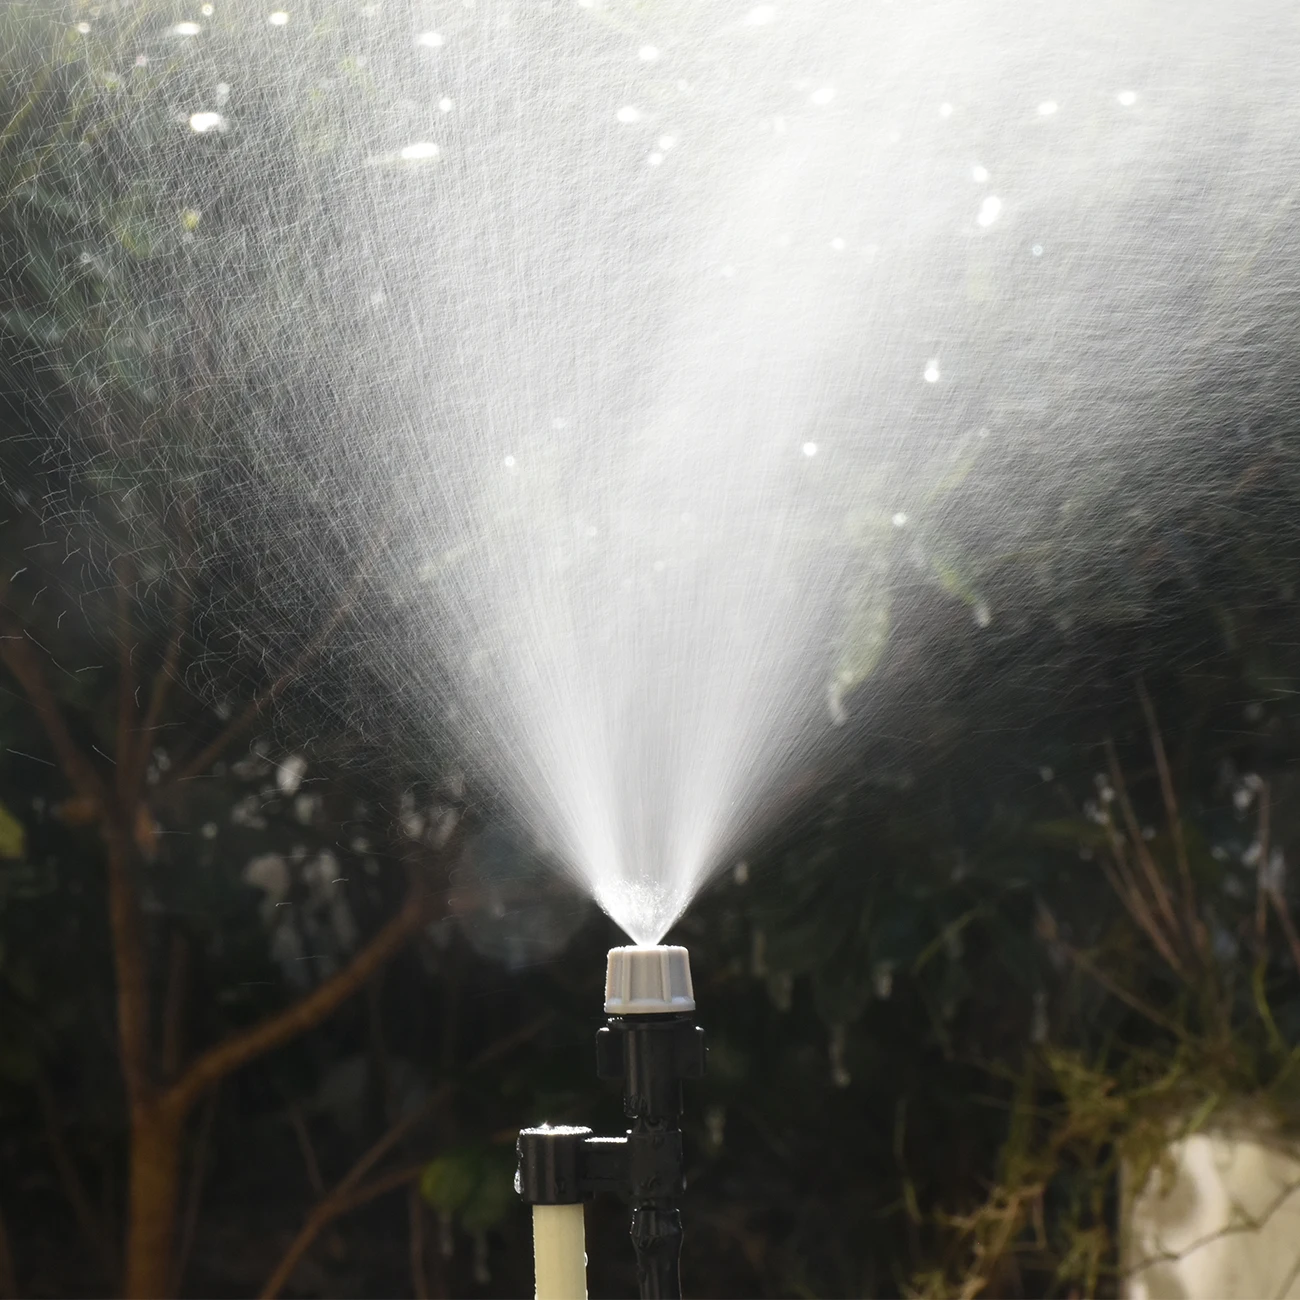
[616,105,642,124]
[971,164,989,183]
[746,5,777,24]
[938,101,953,118]
[503,455,516,469]
[75,20,91,33]
[438,97,454,112]
[801,442,818,457]
[188,111,225,132]
[399,141,439,160]
[1117,90,1138,107]
[829,237,846,251]
[1031,243,1043,256]
[976,195,1002,227]
[808,86,835,106]
[638,45,659,62]
[923,360,940,383]
[657,135,677,150]
[1037,99,1058,116]
[173,21,202,35]
[200,2,214,13]
[416,30,444,47]
[891,512,908,527]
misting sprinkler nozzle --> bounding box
[518,945,706,1300]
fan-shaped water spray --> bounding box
[14,0,1300,942]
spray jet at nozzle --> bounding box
[517,945,706,1300]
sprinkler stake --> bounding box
[518,946,705,1300]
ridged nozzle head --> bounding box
[604,945,695,1015]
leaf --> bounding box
[420,1145,517,1232]
[420,1149,480,1214]
[829,584,892,722]
[0,801,25,859]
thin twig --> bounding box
[168,871,443,1117]
[1257,780,1272,953]
[161,548,377,790]
[260,1011,553,1299]
[128,576,193,798]
[161,930,190,1081]
[114,558,136,804]
[1057,940,1188,1039]
[1137,682,1203,960]
[1268,890,1300,981]
[0,607,105,803]
[35,1070,119,1285]
[1105,738,1184,966]
[287,1104,326,1199]
[172,1086,219,1296]
[409,1182,430,1300]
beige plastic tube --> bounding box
[532,1202,587,1300]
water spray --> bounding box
[518,946,706,1299]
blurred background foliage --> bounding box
[4,2,1300,1298]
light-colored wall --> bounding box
[1124,1124,1300,1300]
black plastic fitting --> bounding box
[517,1011,706,1299]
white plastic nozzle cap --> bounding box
[604,945,695,1015]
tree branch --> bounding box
[161,551,375,791]
[261,1164,428,1300]
[105,823,154,1107]
[261,1010,553,1299]
[168,868,443,1117]
[171,1086,219,1297]
[114,558,137,804]
[0,607,106,803]
[127,575,192,799]
[1137,682,1204,961]
[0,605,153,1104]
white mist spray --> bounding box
[39,0,1300,942]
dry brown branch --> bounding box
[1053,931,1187,1038]
[114,560,137,804]
[261,1010,553,1299]
[1097,849,1185,979]
[1257,780,1272,951]
[1137,682,1204,961]
[1105,739,1184,968]
[261,1162,430,1300]
[171,1086,219,1296]
[287,1103,326,1198]
[35,1070,119,1285]
[169,873,442,1116]
[162,549,376,790]
[104,824,154,1107]
[1268,890,1300,980]
[0,607,106,803]
[161,930,190,1081]
[127,576,193,797]
[409,1182,430,1300]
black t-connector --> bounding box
[517,1012,706,1299]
